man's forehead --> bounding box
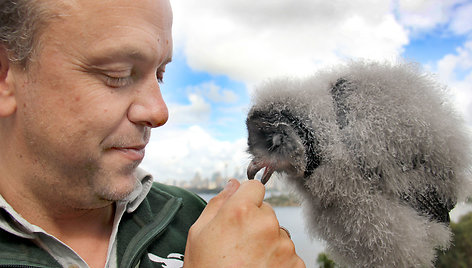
[45,0,172,26]
[38,0,173,63]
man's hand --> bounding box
[183,179,306,268]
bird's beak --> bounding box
[247,159,275,185]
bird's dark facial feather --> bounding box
[246,107,320,183]
[247,109,304,159]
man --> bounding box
[0,0,305,267]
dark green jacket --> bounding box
[0,183,206,268]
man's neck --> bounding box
[51,204,116,268]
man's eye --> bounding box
[104,75,133,88]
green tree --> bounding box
[316,252,339,268]
[436,212,472,268]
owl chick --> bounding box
[246,61,471,268]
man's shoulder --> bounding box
[116,182,207,267]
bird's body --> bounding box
[246,61,471,267]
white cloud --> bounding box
[437,41,472,80]
[167,94,211,125]
[187,81,239,103]
[396,0,472,35]
[171,0,409,85]
[396,0,456,30]
[434,40,472,125]
[141,125,251,181]
[450,2,472,35]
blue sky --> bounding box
[162,53,249,141]
[141,0,472,182]
[403,34,466,63]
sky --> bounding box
[140,0,472,182]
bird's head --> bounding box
[246,105,321,184]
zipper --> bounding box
[0,266,35,268]
[0,261,57,268]
[0,265,43,268]
[119,196,183,268]
[1,266,38,268]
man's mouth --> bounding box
[247,159,275,185]
[110,145,146,161]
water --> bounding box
[274,206,325,268]
[450,202,472,222]
[197,193,472,268]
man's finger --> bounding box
[225,179,266,208]
[193,179,240,228]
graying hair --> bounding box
[0,0,52,67]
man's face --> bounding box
[10,0,172,207]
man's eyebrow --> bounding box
[90,46,172,65]
[92,47,149,61]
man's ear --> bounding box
[0,45,17,117]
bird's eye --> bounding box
[272,134,283,146]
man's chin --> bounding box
[97,171,140,202]
[99,186,136,202]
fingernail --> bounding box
[224,179,238,194]
[225,179,235,190]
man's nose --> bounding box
[128,77,168,128]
